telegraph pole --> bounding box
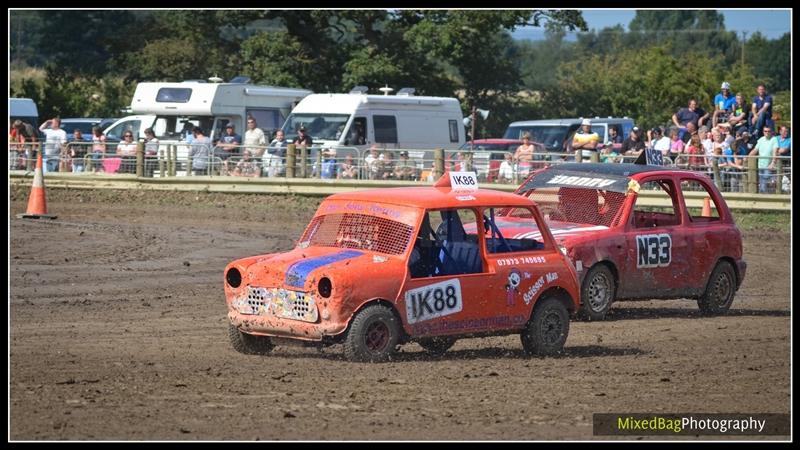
[741,31,748,66]
[470,105,476,151]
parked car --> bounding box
[502,163,746,320]
[503,117,635,156]
[224,173,581,362]
[61,118,118,142]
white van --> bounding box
[103,81,312,145]
[280,88,465,151]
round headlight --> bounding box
[226,268,242,288]
[318,277,332,298]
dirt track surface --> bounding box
[9,187,791,440]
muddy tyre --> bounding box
[697,261,736,315]
[578,264,615,321]
[229,324,274,355]
[417,336,457,356]
[521,297,570,356]
[343,304,401,362]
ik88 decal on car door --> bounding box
[404,279,463,324]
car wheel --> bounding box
[417,336,457,356]
[521,296,570,356]
[343,304,401,362]
[578,264,615,321]
[228,324,274,355]
[697,260,736,315]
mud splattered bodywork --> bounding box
[510,163,747,312]
[224,182,581,350]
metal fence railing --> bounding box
[8,140,791,195]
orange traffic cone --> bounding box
[17,152,57,220]
[701,197,712,217]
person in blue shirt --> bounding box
[216,123,242,175]
[774,126,791,193]
[712,82,737,128]
[750,84,774,140]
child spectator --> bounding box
[498,153,515,183]
[337,154,358,179]
[600,143,621,163]
[232,150,260,177]
[668,128,685,164]
[90,126,107,172]
[685,134,705,170]
[69,129,89,173]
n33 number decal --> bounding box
[404,279,462,324]
[636,233,672,268]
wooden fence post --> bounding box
[286,144,296,178]
[136,141,144,177]
[433,148,444,179]
[747,155,758,194]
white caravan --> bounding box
[280,88,465,152]
[103,80,312,145]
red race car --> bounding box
[498,163,747,320]
[223,173,580,362]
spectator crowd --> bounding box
[10,82,790,193]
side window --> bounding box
[681,179,721,221]
[621,123,633,139]
[633,179,680,228]
[247,109,283,136]
[592,125,606,142]
[484,207,545,254]
[107,121,139,140]
[152,117,169,138]
[449,119,459,143]
[156,88,192,103]
[409,209,482,278]
[374,115,398,144]
[346,117,367,145]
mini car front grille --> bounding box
[234,286,319,323]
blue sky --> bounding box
[513,9,791,41]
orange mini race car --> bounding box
[223,173,580,362]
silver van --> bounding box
[503,117,635,154]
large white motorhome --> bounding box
[103,80,312,144]
[280,87,465,152]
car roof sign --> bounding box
[524,168,631,193]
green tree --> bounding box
[239,31,317,89]
[745,32,790,91]
[120,38,210,82]
[404,10,587,136]
[626,10,739,67]
[542,46,759,131]
[34,10,143,76]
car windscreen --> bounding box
[513,186,627,228]
[299,212,414,255]
[503,125,570,151]
[282,114,351,141]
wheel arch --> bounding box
[534,286,576,316]
[346,298,408,341]
[715,256,740,288]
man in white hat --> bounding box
[572,118,600,160]
[712,81,736,128]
